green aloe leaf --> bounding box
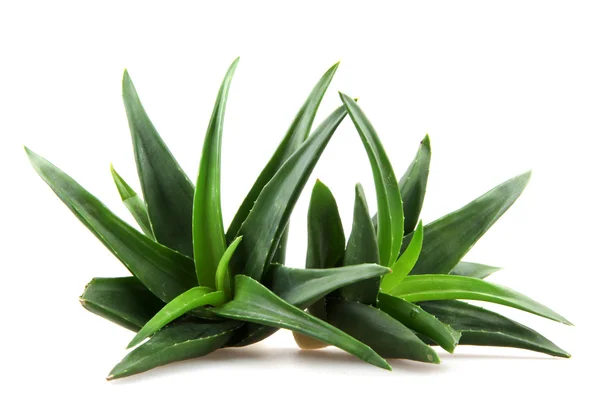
[26,148,198,302]
[450,261,501,279]
[122,70,195,257]
[339,93,403,267]
[338,183,380,305]
[230,263,390,347]
[80,277,164,332]
[193,58,239,287]
[230,106,347,281]
[215,236,243,301]
[392,274,572,325]
[326,298,439,363]
[380,221,423,293]
[378,293,460,353]
[419,300,570,358]
[408,171,531,275]
[398,135,431,234]
[110,165,153,237]
[213,275,390,370]
[108,319,242,380]
[226,62,339,243]
[128,288,225,349]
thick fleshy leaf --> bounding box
[107,319,241,380]
[213,276,390,370]
[128,288,225,349]
[378,293,460,353]
[110,165,153,237]
[392,274,572,325]
[338,183,380,304]
[326,298,439,363]
[230,106,347,281]
[339,93,403,267]
[80,277,164,332]
[230,263,390,347]
[450,261,501,279]
[122,70,195,257]
[26,148,198,302]
[408,172,531,275]
[226,62,339,243]
[380,221,423,293]
[193,58,239,287]
[215,236,243,301]
[419,300,570,358]
[398,135,431,234]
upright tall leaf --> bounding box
[110,165,153,237]
[193,58,239,287]
[420,300,570,358]
[339,93,403,267]
[122,70,195,257]
[398,134,431,234]
[409,171,531,275]
[26,148,198,303]
[392,274,572,325]
[213,276,391,370]
[226,62,340,242]
[230,106,347,281]
[380,221,424,292]
[450,261,501,279]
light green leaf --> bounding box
[80,277,164,332]
[108,319,241,380]
[380,221,424,292]
[230,106,347,281]
[392,274,572,325]
[26,148,198,303]
[339,93,403,267]
[419,300,570,358]
[450,261,501,279]
[378,292,460,353]
[193,58,239,287]
[215,236,243,301]
[128,287,225,349]
[122,70,195,257]
[110,165,153,237]
[408,171,531,275]
[213,275,390,370]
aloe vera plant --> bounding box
[27,59,571,380]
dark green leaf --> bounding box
[339,93,403,267]
[338,183,380,305]
[450,261,501,279]
[392,274,572,325]
[230,106,347,281]
[419,300,570,358]
[326,298,439,363]
[378,293,460,353]
[110,165,153,237]
[215,236,243,301]
[193,58,239,287]
[398,134,431,234]
[122,70,195,257]
[380,221,423,293]
[409,171,531,275]
[26,148,198,303]
[226,62,339,242]
[107,319,241,380]
[80,277,164,332]
[213,276,390,370]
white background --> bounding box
[1,1,598,403]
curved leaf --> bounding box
[409,171,531,275]
[128,288,225,349]
[108,319,241,380]
[339,93,403,267]
[80,277,164,332]
[193,58,239,287]
[450,261,501,279]
[226,62,339,242]
[326,298,439,363]
[26,148,198,302]
[378,293,460,353]
[419,300,570,358]
[380,221,423,292]
[122,70,194,257]
[230,106,347,281]
[213,276,390,370]
[392,274,572,325]
[215,236,243,301]
[110,165,153,237]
